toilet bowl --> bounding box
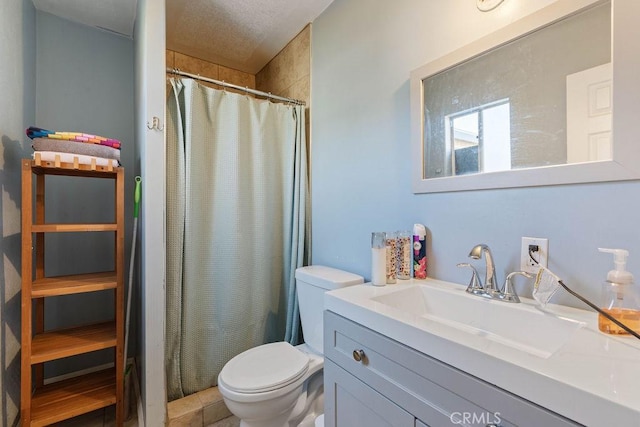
[217,266,363,427]
[218,342,323,427]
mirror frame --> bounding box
[410,0,640,193]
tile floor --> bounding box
[54,406,240,427]
[54,385,240,427]
[207,415,240,427]
[56,405,138,427]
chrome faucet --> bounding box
[461,243,533,303]
[468,244,499,294]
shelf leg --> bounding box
[20,160,33,425]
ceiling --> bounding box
[32,0,138,38]
[32,0,334,75]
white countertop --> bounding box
[324,279,640,426]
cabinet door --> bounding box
[324,359,413,427]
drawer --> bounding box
[324,311,579,427]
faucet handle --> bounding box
[468,243,499,294]
[498,271,533,303]
[457,263,486,296]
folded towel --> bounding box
[26,126,121,149]
[33,151,120,167]
[33,138,121,161]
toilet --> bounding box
[217,265,364,427]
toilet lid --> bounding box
[219,342,309,393]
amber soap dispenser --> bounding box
[598,248,640,335]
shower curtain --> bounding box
[165,78,309,400]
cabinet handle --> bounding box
[352,349,365,362]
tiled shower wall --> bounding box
[256,25,311,106]
[167,23,310,110]
[166,24,310,146]
[257,25,311,155]
[166,50,256,89]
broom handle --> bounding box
[558,280,640,341]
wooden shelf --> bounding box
[30,368,116,427]
[31,223,117,233]
[21,159,125,425]
[31,156,118,175]
[31,321,116,364]
[32,272,117,297]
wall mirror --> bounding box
[410,0,640,193]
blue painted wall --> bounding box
[34,11,135,376]
[311,0,640,308]
[1,1,36,423]
[0,5,136,419]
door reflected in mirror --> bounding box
[422,1,610,179]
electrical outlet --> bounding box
[520,237,549,274]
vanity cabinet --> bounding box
[323,311,579,427]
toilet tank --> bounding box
[295,266,364,354]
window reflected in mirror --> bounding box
[449,100,511,176]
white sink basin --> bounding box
[370,284,585,358]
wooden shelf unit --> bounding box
[21,159,125,426]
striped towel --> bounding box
[32,138,121,161]
[26,126,121,149]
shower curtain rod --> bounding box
[167,68,306,106]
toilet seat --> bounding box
[219,342,309,394]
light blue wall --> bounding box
[134,0,167,423]
[311,0,640,308]
[0,1,36,423]
[34,11,135,376]
[0,5,136,420]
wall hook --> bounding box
[147,116,164,131]
[477,0,505,12]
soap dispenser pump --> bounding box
[598,248,640,335]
